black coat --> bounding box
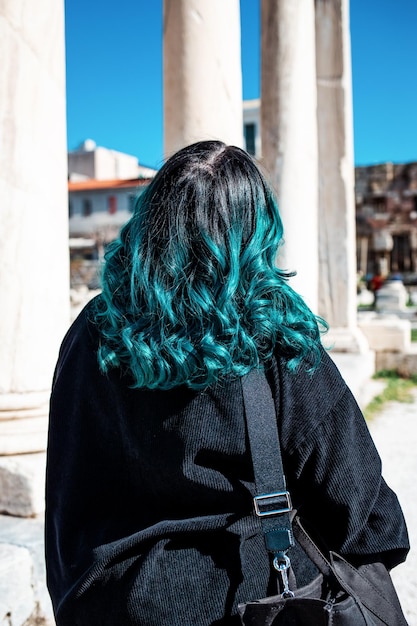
[45,301,409,625]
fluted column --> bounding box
[315,0,367,351]
[0,0,69,456]
[163,0,243,157]
[261,0,319,311]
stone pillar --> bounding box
[163,0,243,157]
[315,0,367,351]
[0,0,69,464]
[261,0,319,311]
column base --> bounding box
[0,391,49,455]
[329,349,377,409]
[323,326,370,354]
[0,415,48,455]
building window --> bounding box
[373,199,386,213]
[69,200,73,218]
[391,234,412,272]
[108,195,117,214]
[128,194,136,213]
[244,123,256,156]
[82,199,92,217]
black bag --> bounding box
[238,370,408,626]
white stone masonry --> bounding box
[261,0,319,312]
[163,0,243,157]
[0,0,69,457]
[315,0,366,352]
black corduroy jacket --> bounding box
[45,301,409,625]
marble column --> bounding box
[0,0,69,461]
[261,0,319,312]
[315,0,367,351]
[163,0,243,158]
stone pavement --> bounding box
[0,514,52,625]
[368,389,417,626]
[0,371,416,625]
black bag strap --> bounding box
[242,368,408,625]
[242,369,294,560]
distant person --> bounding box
[370,272,385,292]
[45,141,409,625]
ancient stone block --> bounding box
[359,317,411,353]
[0,454,46,518]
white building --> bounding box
[69,177,150,242]
[68,177,152,287]
[67,141,156,287]
[69,139,157,181]
[68,141,156,243]
[243,99,261,157]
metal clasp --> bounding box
[253,491,292,517]
[273,554,295,599]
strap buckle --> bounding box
[254,491,293,517]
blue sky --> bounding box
[65,0,417,169]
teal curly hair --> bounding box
[92,140,327,389]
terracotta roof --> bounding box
[68,178,151,192]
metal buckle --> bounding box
[253,491,293,517]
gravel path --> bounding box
[368,389,417,625]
